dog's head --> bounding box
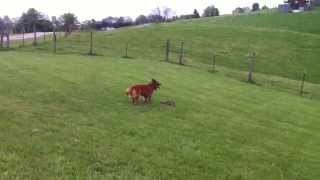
[151,79,161,90]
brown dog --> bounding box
[126,79,161,104]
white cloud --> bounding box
[0,0,284,21]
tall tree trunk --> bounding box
[65,24,72,37]
[6,34,9,48]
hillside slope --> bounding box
[19,9,320,85]
[212,8,320,35]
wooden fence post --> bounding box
[211,54,216,72]
[89,31,93,55]
[124,42,129,58]
[300,71,306,96]
[247,52,256,82]
[165,39,170,62]
[179,41,184,65]
[43,32,46,41]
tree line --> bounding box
[0,8,78,38]
[81,5,219,30]
[0,5,220,36]
[233,1,320,15]
[232,3,269,15]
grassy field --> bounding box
[1,8,320,179]
[213,7,320,35]
[18,8,320,85]
[0,51,320,179]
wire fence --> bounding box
[2,30,319,100]
[0,31,60,49]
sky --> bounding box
[0,0,284,21]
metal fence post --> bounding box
[179,41,184,65]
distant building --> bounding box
[279,0,311,12]
[278,4,292,12]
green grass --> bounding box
[2,9,320,179]
[213,7,320,35]
[17,8,320,85]
[1,51,320,179]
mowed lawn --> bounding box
[0,51,320,179]
[19,8,320,84]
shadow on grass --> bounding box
[121,56,134,59]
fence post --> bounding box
[165,39,170,62]
[300,71,306,96]
[124,42,129,58]
[179,41,184,65]
[211,54,216,72]
[53,31,57,53]
[89,31,93,55]
[247,52,256,83]
[43,32,46,41]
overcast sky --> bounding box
[1,0,283,21]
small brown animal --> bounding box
[126,79,161,104]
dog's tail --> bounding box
[126,87,139,99]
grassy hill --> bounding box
[1,51,320,179]
[213,8,320,35]
[1,9,320,179]
[19,8,320,85]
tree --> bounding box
[135,15,149,25]
[33,14,53,32]
[311,0,320,6]
[252,3,260,12]
[262,5,269,10]
[2,16,13,31]
[89,19,97,29]
[163,7,174,21]
[16,9,53,33]
[149,7,164,23]
[0,17,5,47]
[102,16,118,28]
[59,13,78,36]
[202,5,220,17]
[0,18,4,33]
[17,8,45,45]
[18,8,42,32]
[0,16,12,48]
[114,17,133,28]
[81,19,97,30]
[193,9,200,18]
[233,7,245,15]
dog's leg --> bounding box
[143,96,148,104]
[134,96,139,105]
